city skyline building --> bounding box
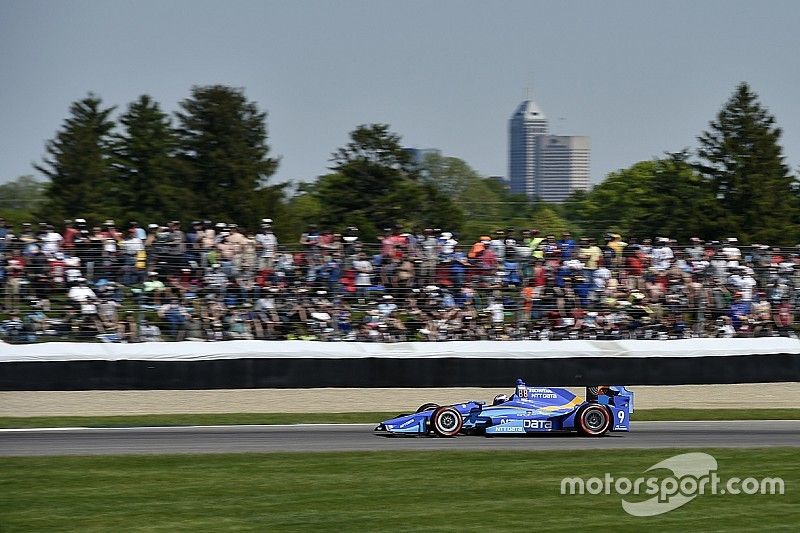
[508,99,548,198]
[508,96,589,202]
[535,135,590,202]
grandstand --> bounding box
[0,218,797,344]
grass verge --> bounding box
[0,448,797,531]
[1,408,800,429]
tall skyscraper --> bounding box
[508,96,590,202]
[508,99,548,198]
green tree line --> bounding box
[564,83,800,244]
[10,81,799,244]
[34,86,283,232]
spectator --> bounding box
[0,217,10,255]
[142,271,166,306]
[68,279,96,305]
[139,319,162,342]
[5,249,26,311]
[40,225,63,256]
[158,298,190,340]
[353,252,373,300]
[256,222,278,269]
[652,237,674,271]
[4,217,800,344]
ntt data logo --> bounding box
[560,452,785,516]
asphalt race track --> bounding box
[1,420,798,456]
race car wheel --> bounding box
[431,406,463,437]
[577,405,611,437]
[416,402,440,413]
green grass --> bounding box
[1,408,799,429]
[630,408,800,421]
[0,449,797,531]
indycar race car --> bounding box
[375,379,634,437]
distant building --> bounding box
[535,135,590,202]
[508,96,589,202]
[508,99,548,198]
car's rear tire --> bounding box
[416,402,440,413]
[577,404,611,437]
[431,406,463,437]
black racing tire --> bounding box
[576,404,611,437]
[416,402,440,413]
[431,406,463,437]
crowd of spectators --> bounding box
[1,215,798,343]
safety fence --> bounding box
[3,241,799,344]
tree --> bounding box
[115,95,187,223]
[0,175,47,227]
[420,153,503,230]
[175,85,280,228]
[417,153,543,239]
[696,82,799,244]
[36,94,117,222]
[562,161,657,239]
[645,152,719,240]
[562,156,718,241]
[295,124,463,241]
[0,175,46,211]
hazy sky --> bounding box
[2,0,799,187]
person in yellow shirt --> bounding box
[528,229,544,260]
[579,238,602,270]
[608,234,628,267]
[576,237,602,287]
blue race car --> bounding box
[375,379,634,437]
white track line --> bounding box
[1,420,798,433]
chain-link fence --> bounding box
[1,228,799,344]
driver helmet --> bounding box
[492,394,509,406]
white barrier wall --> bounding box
[3,337,800,362]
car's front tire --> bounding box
[431,406,463,437]
[577,404,611,437]
[416,402,440,413]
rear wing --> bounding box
[586,386,634,413]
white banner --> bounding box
[1,338,799,363]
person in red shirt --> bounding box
[479,246,498,281]
[774,297,794,336]
[62,220,79,250]
[770,247,784,266]
[570,305,587,335]
[5,249,26,310]
[380,228,396,258]
[625,249,645,290]
[532,261,547,296]
[99,220,122,242]
[49,252,66,286]
[389,229,407,259]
